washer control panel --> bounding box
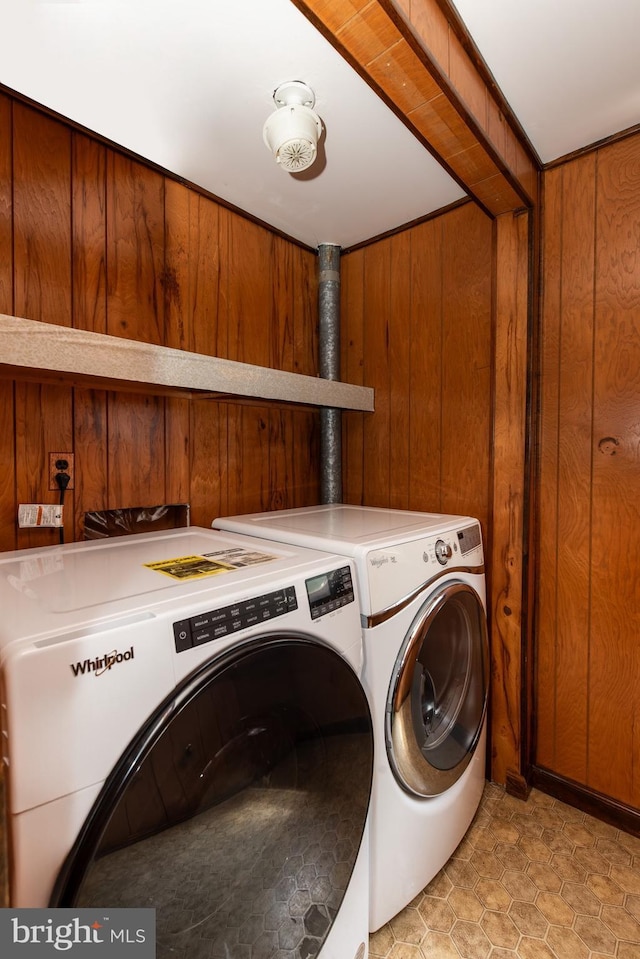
[306,565,355,620]
[173,586,298,652]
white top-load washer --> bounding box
[214,505,490,931]
[0,526,373,959]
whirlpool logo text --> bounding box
[0,909,155,956]
[70,646,134,678]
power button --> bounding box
[173,619,192,652]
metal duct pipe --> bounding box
[318,243,342,504]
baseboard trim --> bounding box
[505,769,532,802]
[531,766,640,838]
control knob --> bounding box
[434,539,453,566]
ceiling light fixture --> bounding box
[263,80,323,173]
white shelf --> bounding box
[0,314,374,412]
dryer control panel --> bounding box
[305,565,355,620]
[173,586,298,652]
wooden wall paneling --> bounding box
[73,389,108,540]
[164,184,220,355]
[72,133,106,333]
[362,240,392,505]
[341,249,365,505]
[267,234,319,509]
[106,152,165,345]
[535,168,563,771]
[216,208,233,361]
[106,393,166,509]
[15,382,74,548]
[490,210,529,787]
[271,236,295,373]
[0,96,14,551]
[223,214,274,366]
[165,397,191,512]
[589,137,640,807]
[389,231,411,508]
[13,104,72,326]
[291,410,321,507]
[189,400,225,528]
[163,179,191,352]
[441,205,493,526]
[217,211,266,529]
[0,382,16,552]
[268,409,290,511]
[226,406,271,516]
[552,155,596,784]
[0,93,12,315]
[190,194,221,357]
[408,217,443,512]
[292,244,318,377]
[218,206,288,545]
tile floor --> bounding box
[2,771,640,958]
[370,783,640,959]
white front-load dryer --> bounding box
[214,505,489,932]
[0,527,373,959]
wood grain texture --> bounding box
[362,241,392,505]
[106,152,165,345]
[341,249,365,505]
[589,136,640,806]
[292,244,318,377]
[13,104,72,327]
[189,400,225,528]
[293,0,537,211]
[389,231,411,508]
[0,88,322,559]
[0,97,14,547]
[441,204,492,522]
[222,216,273,366]
[536,168,562,770]
[0,94,12,316]
[0,382,16,551]
[537,132,640,811]
[490,211,529,786]
[164,183,220,355]
[72,134,106,333]
[553,155,595,784]
[342,202,493,523]
[408,217,443,511]
[107,392,166,508]
[14,382,74,548]
[72,389,108,539]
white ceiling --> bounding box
[453,0,640,163]
[2,0,639,249]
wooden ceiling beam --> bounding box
[292,0,539,216]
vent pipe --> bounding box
[318,244,342,504]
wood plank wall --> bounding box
[341,201,494,543]
[537,132,640,810]
[0,94,320,551]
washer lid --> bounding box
[215,506,483,614]
[216,504,464,547]
[0,527,357,647]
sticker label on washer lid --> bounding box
[144,548,277,580]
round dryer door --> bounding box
[386,581,488,797]
[51,634,373,958]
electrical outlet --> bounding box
[48,452,75,491]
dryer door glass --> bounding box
[51,635,373,959]
[387,582,488,797]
